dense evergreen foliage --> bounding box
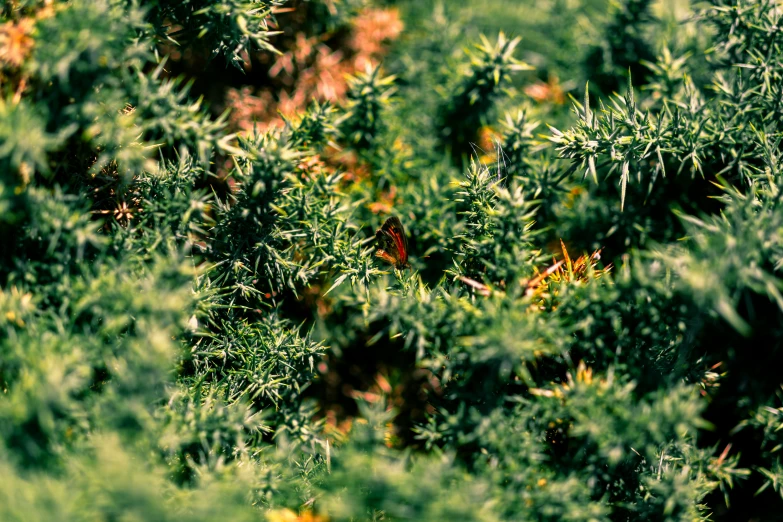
[2,0,783,520]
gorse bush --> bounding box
[2,0,783,520]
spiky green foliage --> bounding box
[437,32,533,158]
[583,0,656,93]
[143,0,285,69]
[3,0,783,520]
[339,65,397,152]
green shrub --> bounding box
[1,0,783,520]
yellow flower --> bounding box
[266,508,328,522]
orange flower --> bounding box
[524,239,612,303]
[0,18,34,68]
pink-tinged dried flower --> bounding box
[524,75,566,105]
[296,154,327,180]
[226,87,277,132]
[227,7,402,138]
[350,8,404,69]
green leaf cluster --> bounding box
[2,0,783,520]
